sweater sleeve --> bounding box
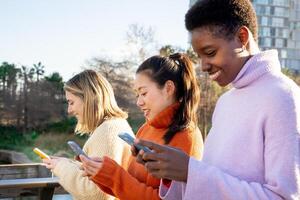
[92,128,203,200]
[53,119,132,200]
[92,156,161,200]
[53,159,111,200]
[161,89,300,200]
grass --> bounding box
[0,116,144,163]
[28,132,87,162]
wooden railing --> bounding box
[0,163,67,200]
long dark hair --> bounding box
[136,53,200,144]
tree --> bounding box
[159,45,184,57]
[19,66,35,131]
[33,62,45,82]
[125,24,157,65]
[0,62,21,125]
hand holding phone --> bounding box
[118,132,151,153]
[67,141,89,159]
[33,148,50,159]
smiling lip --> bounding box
[142,109,150,117]
[209,70,221,81]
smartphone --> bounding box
[33,148,50,159]
[67,141,89,158]
[118,132,151,153]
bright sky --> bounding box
[0,0,191,81]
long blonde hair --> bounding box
[64,70,127,134]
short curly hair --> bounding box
[185,0,258,41]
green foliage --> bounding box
[44,72,64,90]
[0,126,37,150]
[282,68,300,85]
[127,117,145,134]
[44,117,77,133]
[29,132,87,162]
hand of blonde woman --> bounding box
[42,156,67,170]
[80,155,103,177]
[136,139,190,182]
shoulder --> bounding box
[95,118,132,133]
[89,118,133,141]
[260,73,300,110]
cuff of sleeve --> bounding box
[184,157,207,199]
[91,156,118,188]
[159,179,185,199]
[53,159,70,177]
[162,179,172,188]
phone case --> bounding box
[67,141,89,158]
[33,148,50,159]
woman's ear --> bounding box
[237,26,250,47]
[164,80,176,97]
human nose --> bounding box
[200,58,212,73]
[136,96,144,107]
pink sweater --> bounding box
[160,50,300,200]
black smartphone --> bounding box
[67,141,89,158]
[118,132,151,153]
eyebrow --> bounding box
[135,86,147,92]
[201,45,215,52]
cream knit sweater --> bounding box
[53,118,134,200]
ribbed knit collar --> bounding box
[147,102,180,129]
[232,50,281,89]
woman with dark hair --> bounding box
[135,0,300,199]
[80,53,203,200]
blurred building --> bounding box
[189,0,300,71]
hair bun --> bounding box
[169,53,185,66]
[169,53,183,60]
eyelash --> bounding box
[136,92,147,98]
[206,51,216,57]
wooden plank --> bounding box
[0,163,51,179]
[0,177,60,189]
[0,163,68,198]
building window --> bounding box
[281,50,287,58]
[260,27,271,36]
[272,0,286,6]
[272,38,276,46]
[282,29,289,38]
[254,0,269,4]
[271,28,276,36]
[272,17,284,27]
[276,38,284,47]
[274,7,286,16]
[261,16,269,26]
[263,38,272,46]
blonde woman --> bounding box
[43,70,134,200]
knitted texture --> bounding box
[160,50,300,200]
[92,103,203,200]
[53,118,133,200]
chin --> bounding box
[216,79,230,87]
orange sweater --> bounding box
[91,103,203,200]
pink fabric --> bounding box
[160,50,300,200]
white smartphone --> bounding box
[67,141,89,158]
[118,132,151,153]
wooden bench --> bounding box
[0,163,66,200]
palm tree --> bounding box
[33,62,45,83]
